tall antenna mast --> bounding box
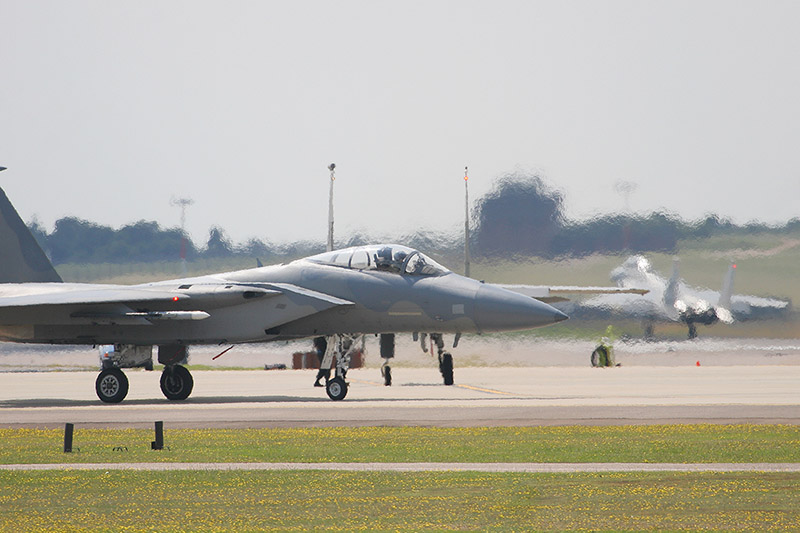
[327,163,336,252]
[464,166,471,278]
[170,196,194,275]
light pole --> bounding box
[170,196,193,274]
[327,163,335,252]
[464,166,471,278]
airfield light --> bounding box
[733,264,737,269]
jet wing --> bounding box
[0,281,353,332]
[0,283,281,309]
[498,284,648,303]
[0,286,198,308]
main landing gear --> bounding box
[160,365,194,400]
[396,332,457,386]
[94,344,195,404]
[380,333,394,386]
[429,333,454,386]
[95,367,129,404]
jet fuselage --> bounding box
[0,250,566,346]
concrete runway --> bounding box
[1,365,798,428]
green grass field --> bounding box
[3,470,799,531]
[3,426,800,531]
[3,425,800,465]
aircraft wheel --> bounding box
[382,365,392,386]
[439,352,454,385]
[96,367,129,403]
[326,377,348,401]
[160,365,194,401]
[590,349,600,367]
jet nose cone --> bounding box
[476,284,570,332]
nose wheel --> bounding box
[318,334,358,400]
[326,376,348,401]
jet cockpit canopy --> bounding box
[307,245,449,277]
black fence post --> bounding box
[63,423,74,453]
[151,421,164,450]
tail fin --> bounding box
[718,262,736,310]
[0,179,62,283]
[663,257,680,306]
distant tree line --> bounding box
[27,172,800,265]
[28,217,324,265]
[473,171,800,258]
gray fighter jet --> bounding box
[0,181,645,402]
[570,255,790,339]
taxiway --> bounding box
[1,365,797,428]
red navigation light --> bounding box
[172,296,180,301]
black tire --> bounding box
[326,377,348,401]
[96,368,129,403]
[383,365,392,386]
[160,365,194,401]
[439,352,454,385]
[590,349,600,367]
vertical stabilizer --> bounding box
[663,257,680,306]
[0,184,62,283]
[718,262,736,310]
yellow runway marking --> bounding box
[347,379,514,395]
[456,384,515,396]
[348,378,384,387]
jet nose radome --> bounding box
[475,284,569,332]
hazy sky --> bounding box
[2,1,799,245]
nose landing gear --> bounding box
[318,334,360,400]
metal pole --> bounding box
[63,423,74,453]
[464,166,471,278]
[151,421,164,450]
[327,164,336,252]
